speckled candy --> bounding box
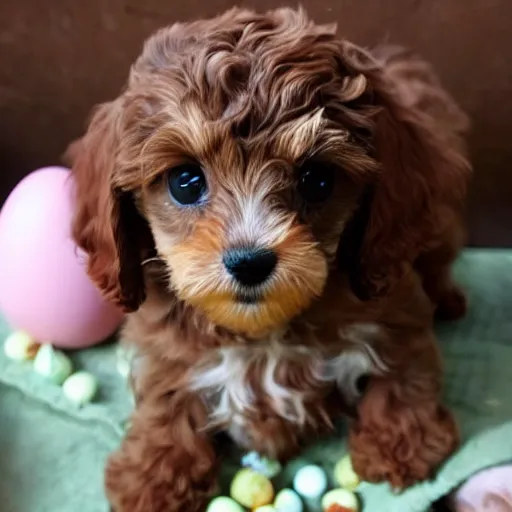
[241,451,282,479]
[230,468,274,509]
[293,465,328,499]
[62,371,98,405]
[206,497,244,512]
[274,489,304,512]
[33,344,73,384]
[334,455,360,491]
[321,489,359,512]
[3,331,39,360]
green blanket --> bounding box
[1,249,511,512]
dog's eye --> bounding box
[297,162,335,203]
[166,164,207,206]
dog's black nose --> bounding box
[223,247,277,286]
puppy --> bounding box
[69,7,471,511]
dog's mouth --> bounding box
[175,276,325,335]
[235,288,264,305]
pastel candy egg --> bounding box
[3,331,39,361]
[254,507,277,512]
[230,468,274,508]
[274,489,303,512]
[206,497,244,512]
[324,506,357,512]
[321,489,359,512]
[62,371,98,405]
[293,465,328,499]
[241,451,282,478]
[334,455,360,491]
[33,344,73,384]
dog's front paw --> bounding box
[348,381,459,489]
[106,447,215,512]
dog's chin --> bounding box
[188,298,308,336]
[179,284,324,336]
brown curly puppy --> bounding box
[68,7,471,511]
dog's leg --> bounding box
[415,226,467,322]
[106,362,218,512]
[419,256,467,321]
[348,330,459,489]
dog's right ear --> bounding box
[66,101,148,312]
[336,43,470,301]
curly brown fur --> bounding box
[69,7,471,511]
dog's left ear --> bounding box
[338,43,471,299]
[65,100,152,312]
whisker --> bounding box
[141,256,170,285]
[141,257,165,266]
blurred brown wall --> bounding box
[0,0,511,245]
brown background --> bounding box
[0,0,510,245]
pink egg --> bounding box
[0,167,124,348]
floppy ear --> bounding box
[67,101,149,311]
[339,44,471,299]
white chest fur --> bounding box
[188,323,386,433]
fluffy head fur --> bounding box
[70,7,468,336]
[69,7,470,511]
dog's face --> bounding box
[124,9,379,335]
[70,8,469,336]
[139,116,370,334]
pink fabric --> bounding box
[454,465,512,512]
